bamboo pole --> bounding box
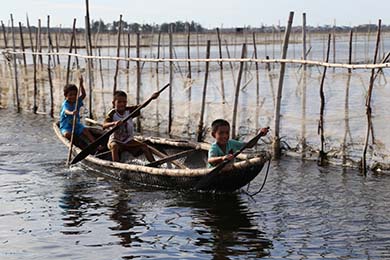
[318,34,331,166]
[18,22,28,109]
[18,22,27,67]
[224,39,236,84]
[252,32,260,108]
[1,20,8,48]
[301,13,307,156]
[126,30,131,70]
[342,73,352,165]
[168,25,173,134]
[216,28,226,103]
[112,14,122,93]
[55,29,61,65]
[37,19,43,68]
[85,16,93,119]
[155,30,161,126]
[85,0,93,58]
[231,43,247,139]
[302,13,307,71]
[26,15,38,113]
[272,11,294,159]
[332,19,336,70]
[362,19,381,175]
[186,24,191,79]
[47,15,54,118]
[66,19,77,86]
[197,40,211,142]
[136,31,141,132]
[348,29,353,73]
[10,14,20,113]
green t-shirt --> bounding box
[208,139,244,167]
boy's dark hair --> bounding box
[113,90,127,101]
[63,84,78,96]
[211,119,230,133]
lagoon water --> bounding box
[1,109,390,259]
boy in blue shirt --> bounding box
[59,76,96,144]
[208,119,268,167]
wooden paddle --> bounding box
[70,83,170,165]
[195,128,269,189]
[66,77,82,166]
[146,148,199,168]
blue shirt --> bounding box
[59,97,84,136]
[208,139,244,167]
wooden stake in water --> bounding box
[136,31,142,132]
[112,14,123,94]
[47,15,55,118]
[168,25,173,134]
[186,24,192,80]
[348,29,353,74]
[66,19,77,86]
[84,16,93,119]
[302,13,307,71]
[26,15,38,113]
[18,22,28,109]
[318,34,331,166]
[272,11,294,159]
[10,14,20,113]
[252,32,260,114]
[362,19,381,175]
[197,40,211,142]
[1,20,8,48]
[216,28,226,103]
[231,43,247,139]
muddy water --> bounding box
[1,109,390,259]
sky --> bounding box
[0,0,387,28]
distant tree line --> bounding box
[90,19,204,33]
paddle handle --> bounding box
[105,83,170,136]
[214,127,269,171]
[70,83,170,165]
[66,80,82,166]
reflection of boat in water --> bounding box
[173,192,273,258]
[53,123,270,192]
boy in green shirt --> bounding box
[208,119,268,167]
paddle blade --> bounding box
[70,134,107,164]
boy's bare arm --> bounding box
[246,127,269,148]
[102,120,122,129]
[79,76,86,100]
[65,109,77,116]
[208,154,234,166]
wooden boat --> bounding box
[53,123,270,192]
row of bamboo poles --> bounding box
[0,7,388,175]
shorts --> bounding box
[60,123,85,137]
[107,139,144,157]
